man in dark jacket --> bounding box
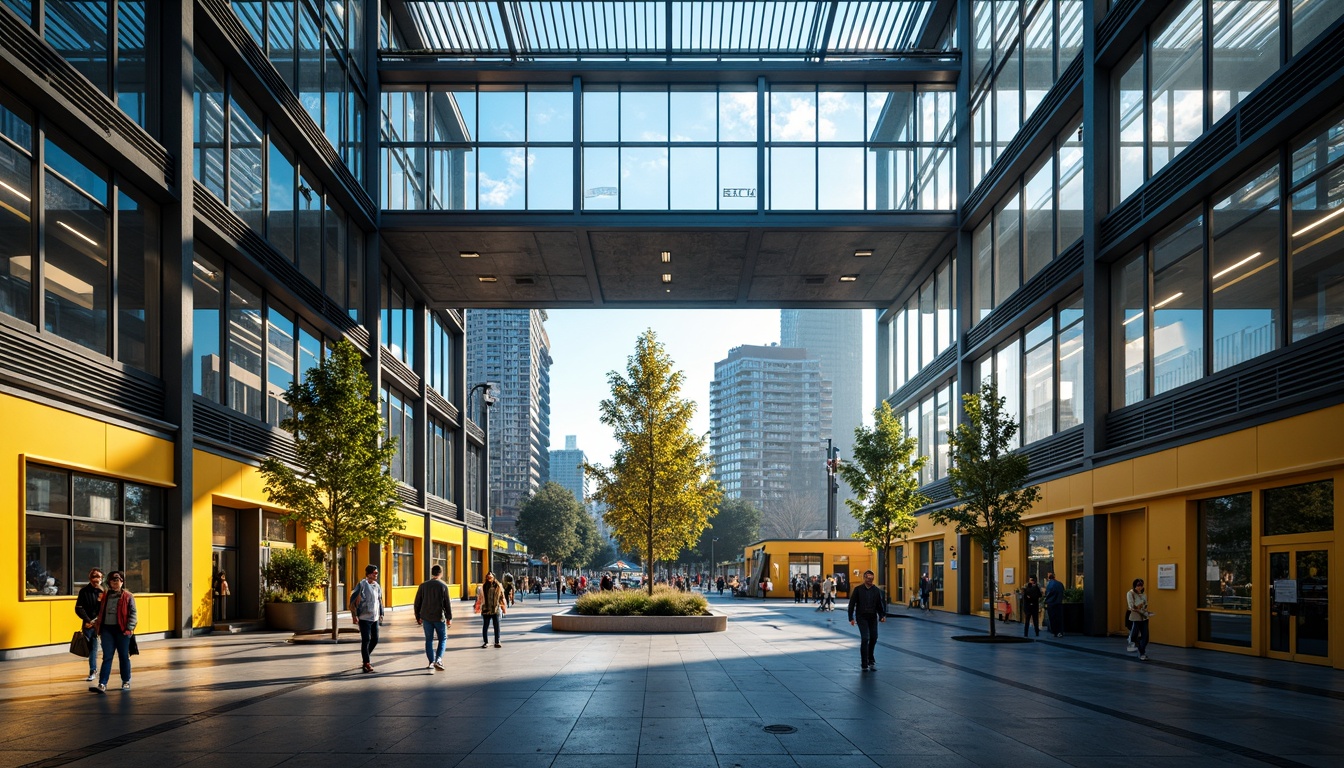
[1020,576,1043,637]
[413,565,453,671]
[75,569,104,682]
[1044,572,1065,637]
[847,569,887,671]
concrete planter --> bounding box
[264,601,327,632]
[551,608,726,633]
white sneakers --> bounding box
[85,673,96,682]
[433,660,445,671]
[1126,643,1137,652]
[121,681,130,690]
[427,662,436,672]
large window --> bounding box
[380,265,415,369]
[38,0,157,132]
[428,419,453,501]
[1026,523,1054,584]
[428,314,456,401]
[25,465,164,596]
[888,252,958,392]
[972,117,1083,323]
[1263,480,1333,537]
[1197,493,1252,647]
[391,536,415,587]
[431,541,456,585]
[898,379,957,485]
[382,384,416,486]
[381,83,956,212]
[976,293,1084,446]
[1111,0,1296,204]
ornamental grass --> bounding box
[573,586,709,616]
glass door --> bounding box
[1267,546,1329,664]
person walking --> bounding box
[350,564,382,673]
[75,568,104,682]
[89,570,136,693]
[821,574,836,611]
[847,569,888,671]
[414,564,453,672]
[475,572,507,648]
[1044,572,1065,637]
[918,573,931,611]
[1126,577,1153,660]
[502,572,516,607]
[1019,576,1043,637]
[716,575,725,595]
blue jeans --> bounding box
[1046,604,1063,635]
[481,613,500,644]
[358,619,379,664]
[423,620,446,662]
[85,627,100,675]
[98,627,132,686]
[1130,619,1150,654]
[855,614,879,667]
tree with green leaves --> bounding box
[260,339,403,642]
[586,330,722,594]
[931,381,1042,638]
[839,401,928,590]
[515,482,588,579]
[691,497,762,571]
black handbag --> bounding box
[128,635,139,656]
[69,630,91,658]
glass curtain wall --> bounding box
[194,47,364,319]
[972,116,1083,323]
[898,379,957,485]
[970,0,1083,186]
[0,97,160,373]
[35,0,158,134]
[1111,105,1344,406]
[888,252,958,392]
[381,83,955,212]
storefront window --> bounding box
[1263,480,1333,537]
[24,465,164,595]
[1027,523,1054,583]
[470,549,483,583]
[1197,493,1252,647]
[1067,517,1084,589]
[391,536,415,587]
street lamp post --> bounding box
[825,439,839,540]
[711,537,719,582]
[470,382,497,574]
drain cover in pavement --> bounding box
[763,724,798,734]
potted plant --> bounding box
[1062,586,1085,633]
[262,547,327,632]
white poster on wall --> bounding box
[1003,567,1015,585]
[1157,563,1177,590]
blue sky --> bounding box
[546,309,877,465]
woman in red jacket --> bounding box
[89,570,137,694]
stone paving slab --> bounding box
[2,592,1343,768]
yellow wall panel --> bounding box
[1093,461,1134,504]
[105,429,175,484]
[1178,431,1256,489]
[1133,450,1179,498]
[1257,407,1344,474]
[1143,498,1189,645]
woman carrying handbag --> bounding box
[89,570,137,693]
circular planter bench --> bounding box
[551,608,726,633]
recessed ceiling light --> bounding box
[459,251,480,259]
[660,251,671,263]
[661,274,673,284]
[839,274,859,282]
[478,275,498,283]
[854,249,873,258]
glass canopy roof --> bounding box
[396,1,939,60]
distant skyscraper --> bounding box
[550,435,610,541]
[466,309,552,534]
[710,345,832,533]
[781,310,862,535]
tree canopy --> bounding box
[930,381,1041,637]
[585,330,722,593]
[690,497,762,567]
[515,482,590,572]
[838,401,928,587]
[259,338,403,641]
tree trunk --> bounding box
[330,557,340,643]
[986,557,997,638]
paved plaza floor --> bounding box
[3,591,1343,768]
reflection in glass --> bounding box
[267,304,296,426]
[719,90,756,142]
[670,147,715,209]
[671,90,717,142]
[1057,120,1084,251]
[479,87,525,142]
[25,515,66,594]
[193,251,223,401]
[44,171,110,355]
[116,191,159,374]
[621,148,668,209]
[527,89,572,143]
[1149,0,1204,178]
[1292,0,1344,55]
[1023,155,1053,281]
[818,89,863,142]
[1115,48,1144,202]
[74,520,120,588]
[74,475,119,520]
[817,148,862,209]
[227,274,264,421]
[1114,250,1146,407]
[1198,493,1253,647]
[1151,212,1204,396]
[1024,316,1054,444]
[583,90,618,142]
[994,192,1020,306]
[770,148,815,209]
[432,89,475,141]
[478,148,526,209]
[996,338,1021,449]
[0,124,32,323]
[770,87,815,142]
[527,148,572,209]
[719,148,756,210]
[621,90,668,142]
[430,147,472,210]
[1264,480,1334,537]
[124,526,163,593]
[1212,0,1278,123]
[973,219,993,321]
[1057,303,1084,431]
[1212,162,1280,371]
[269,140,297,260]
[583,147,618,210]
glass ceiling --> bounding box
[396,1,939,60]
